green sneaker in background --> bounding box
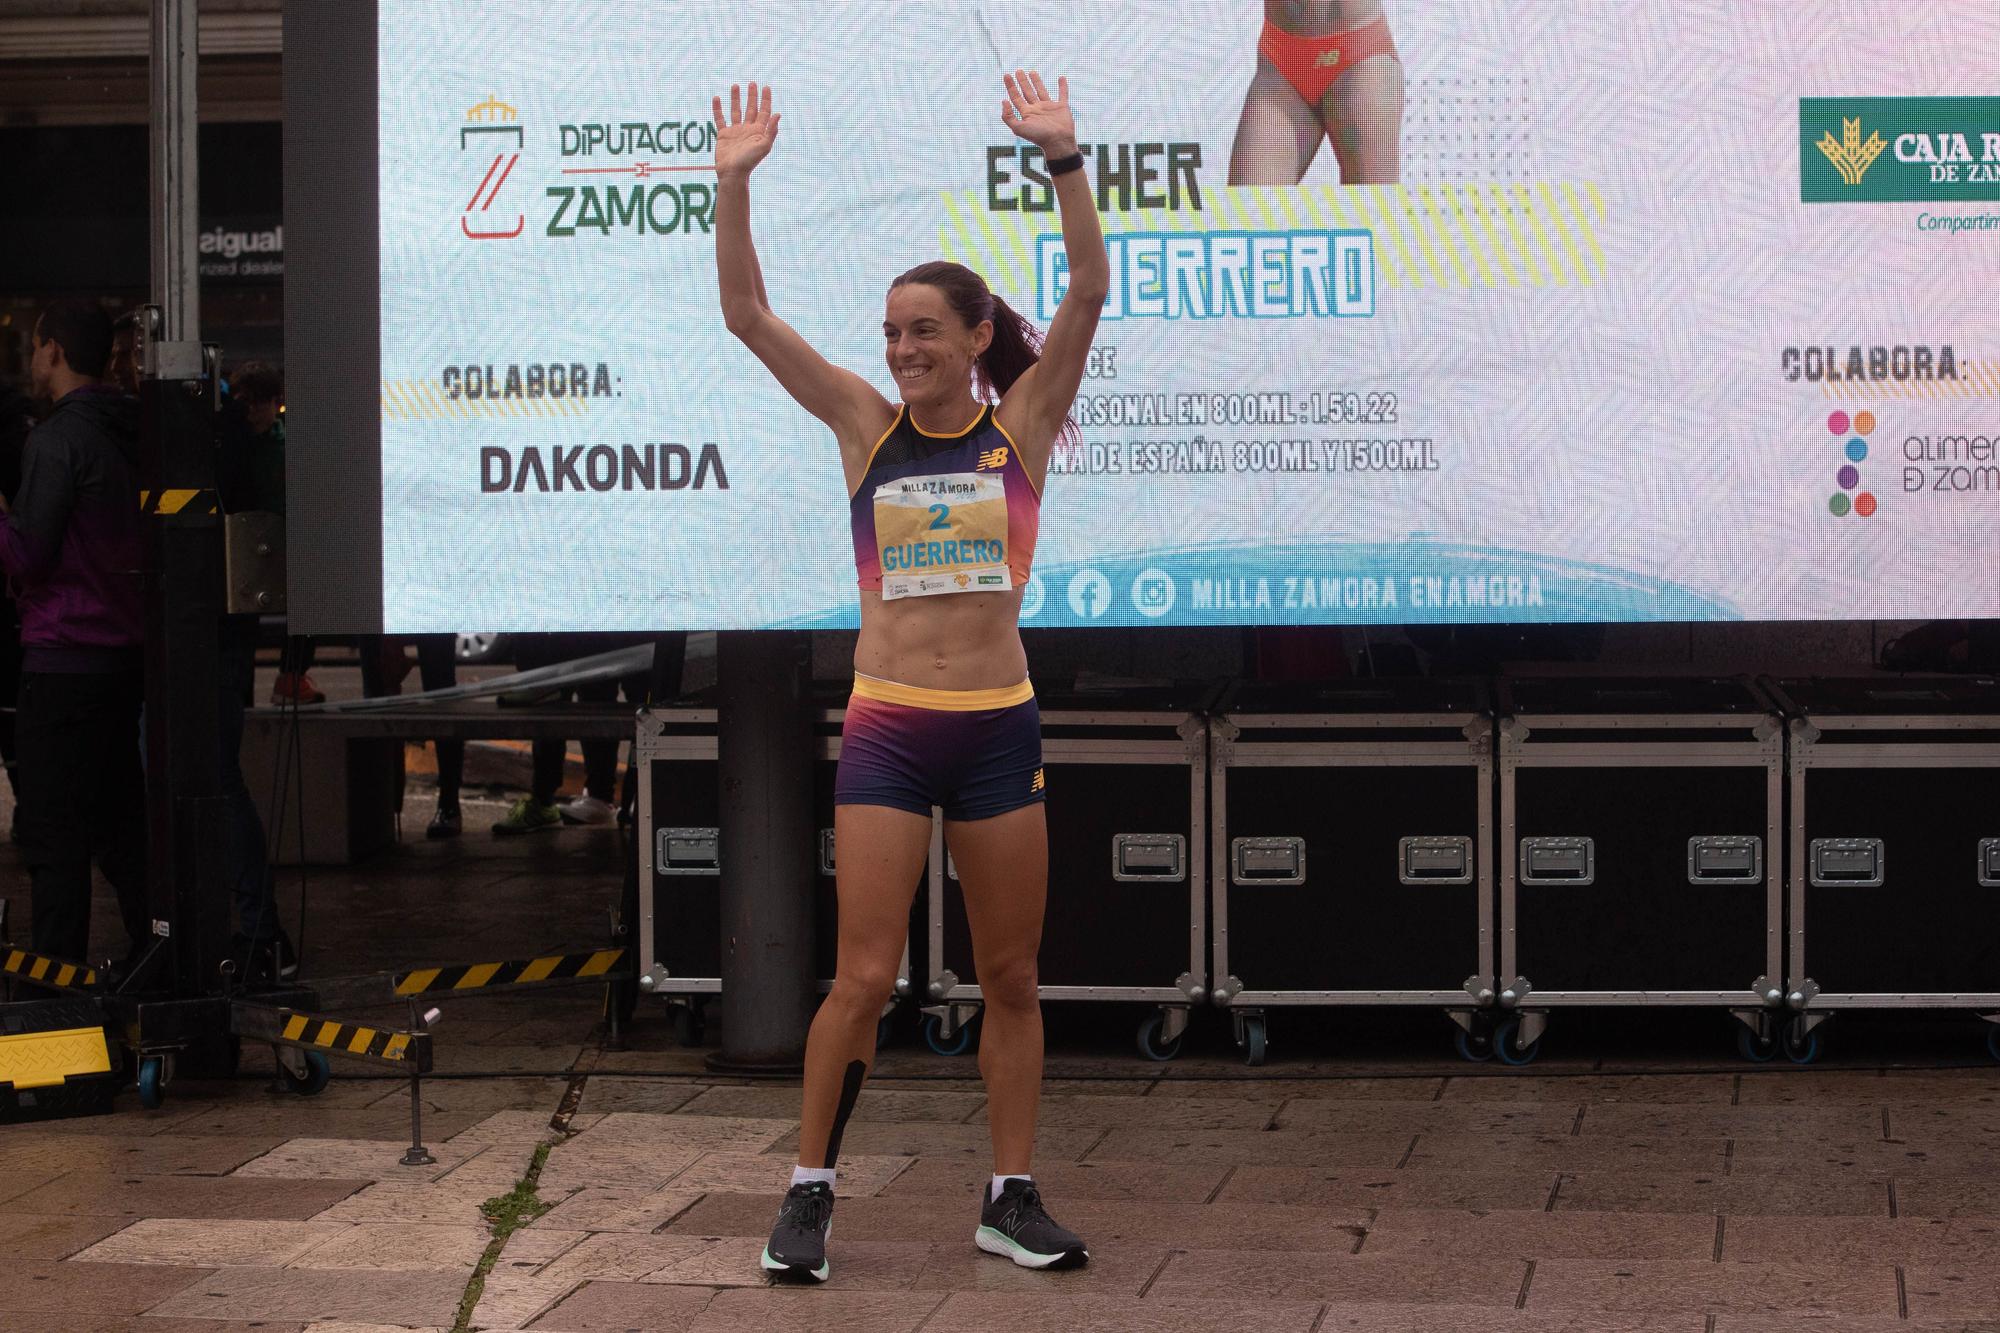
[491,798,562,836]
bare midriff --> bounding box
[1265,0,1386,35]
[854,587,1029,691]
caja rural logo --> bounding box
[1801,98,2000,203]
[456,96,719,241]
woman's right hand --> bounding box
[713,82,781,181]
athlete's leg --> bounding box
[1228,59,1328,186]
[946,802,1048,1175]
[1323,54,1404,184]
[794,802,931,1169]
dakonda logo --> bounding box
[1801,98,2000,203]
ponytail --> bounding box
[890,261,1079,444]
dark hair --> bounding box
[890,261,1078,442]
[231,361,283,403]
[33,299,113,378]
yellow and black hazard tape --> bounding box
[276,1011,420,1065]
[1,948,100,992]
[392,947,626,997]
[138,488,217,515]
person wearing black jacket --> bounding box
[0,300,149,964]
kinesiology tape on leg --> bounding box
[822,1060,868,1169]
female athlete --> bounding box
[1229,0,1405,185]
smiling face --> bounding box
[883,283,991,409]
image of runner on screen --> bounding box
[1228,0,1405,185]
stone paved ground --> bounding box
[6,682,2000,1329]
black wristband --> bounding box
[1045,151,1085,177]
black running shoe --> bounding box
[760,1181,834,1282]
[976,1178,1088,1269]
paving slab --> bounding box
[1404,1133,1729,1172]
[1441,1074,1735,1104]
[0,1133,284,1177]
[664,1150,911,1198]
[984,1095,1277,1130]
[447,1110,593,1147]
[3,1171,370,1220]
[1577,1105,1884,1139]
[1273,1100,1577,1135]
[652,1236,935,1291]
[0,1259,212,1315]
[1361,1208,1717,1260]
[1525,1259,1900,1315]
[681,1288,945,1333]
[425,1042,586,1076]
[677,1085,987,1123]
[883,1157,1230,1203]
[311,1181,496,1227]
[287,1221,490,1272]
[1892,1174,2000,1217]
[1552,1171,1890,1216]
[1721,1214,2000,1263]
[167,1108,488,1142]
[1145,1249,1529,1305]
[466,1270,583,1331]
[74,1218,350,1267]
[924,1293,1325,1332]
[1318,1306,1702,1332]
[529,1185,704,1234]
[569,1077,705,1116]
[761,1121,1101,1162]
[666,1191,966,1243]
[532,1139,706,1194]
[1219,1165,1557,1211]
[522,1279,716,1330]
[537,1230,717,1281]
[0,1320,308,1333]
[1084,1127,1411,1168]
[0,1211,128,1258]
[569,1112,793,1151]
[144,1265,466,1325]
[494,1226,591,1272]
[232,1137,480,1182]
[1714,1319,2000,1333]
[910,1239,1169,1296]
[1153,1076,1443,1100]
[1731,1137,2000,1175]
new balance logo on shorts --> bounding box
[1030,768,1044,793]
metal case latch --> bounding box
[1688,835,1763,885]
[1520,837,1594,886]
[818,828,837,876]
[1980,839,2000,888]
[1399,836,1473,885]
[1809,837,1883,887]
[656,827,721,876]
[1113,834,1186,882]
[1231,837,1306,886]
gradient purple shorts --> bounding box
[834,686,1044,822]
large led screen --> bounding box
[376,1,2000,630]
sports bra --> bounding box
[848,403,1041,600]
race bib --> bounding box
[873,472,1012,600]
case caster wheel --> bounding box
[1454,1025,1494,1063]
[1136,1013,1183,1062]
[1736,1025,1778,1063]
[922,1013,975,1056]
[1986,1025,2000,1064]
[672,1004,705,1048]
[1238,1016,1268,1067]
[1783,1023,1822,1065]
[1493,1017,1541,1066]
[136,1055,167,1110]
[278,1050,332,1096]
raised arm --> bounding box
[713,83,889,452]
[993,71,1109,455]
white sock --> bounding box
[791,1166,837,1190]
[990,1173,1032,1202]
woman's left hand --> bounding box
[1001,70,1076,157]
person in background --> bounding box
[0,380,35,837]
[229,361,321,707]
[105,313,140,396]
[0,299,149,966]
[492,632,648,835]
[361,633,468,839]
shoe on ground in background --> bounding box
[491,798,561,836]
[559,793,615,826]
[229,929,299,985]
[976,1179,1089,1270]
[426,805,463,840]
[270,672,325,706]
[760,1181,833,1283]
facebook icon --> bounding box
[1066,569,1112,620]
